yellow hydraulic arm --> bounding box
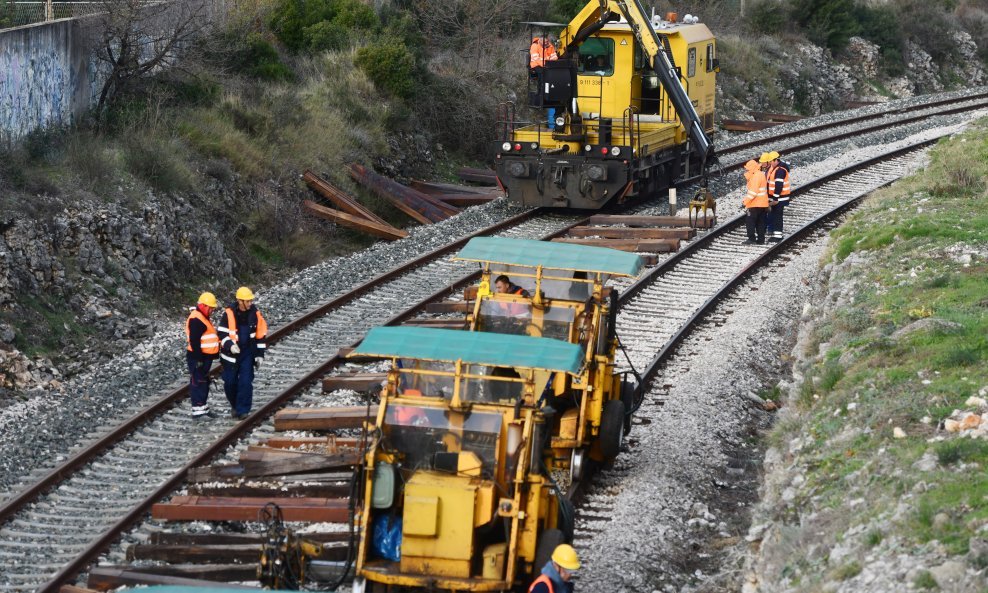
[560,0,715,170]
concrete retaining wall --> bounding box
[0,18,100,142]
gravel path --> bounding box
[573,228,830,593]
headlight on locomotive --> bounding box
[507,161,530,178]
[585,164,607,181]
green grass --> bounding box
[913,570,939,589]
[765,119,988,585]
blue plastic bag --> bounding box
[372,515,402,561]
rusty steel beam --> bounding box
[410,180,493,195]
[587,214,714,228]
[567,226,696,240]
[303,200,408,241]
[151,495,350,522]
[349,164,458,223]
[274,405,379,431]
[303,170,390,225]
[552,237,680,253]
[721,119,782,132]
[457,166,497,185]
[748,111,804,122]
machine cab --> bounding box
[454,237,644,472]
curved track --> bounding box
[0,89,983,591]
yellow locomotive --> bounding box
[495,0,718,209]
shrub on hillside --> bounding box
[354,40,417,98]
[790,0,861,53]
[231,33,294,81]
[894,0,961,63]
[270,0,378,52]
[857,4,905,75]
[744,0,787,35]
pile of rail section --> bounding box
[87,403,376,589]
[551,214,715,261]
[302,166,500,240]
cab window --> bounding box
[578,37,614,76]
[687,47,696,77]
[706,43,716,72]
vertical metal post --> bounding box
[668,187,677,215]
[45,0,53,20]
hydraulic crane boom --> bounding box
[610,0,714,169]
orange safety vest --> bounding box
[743,169,769,209]
[766,163,791,198]
[219,306,268,362]
[529,39,558,69]
[186,309,219,354]
[529,574,555,593]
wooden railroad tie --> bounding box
[566,225,696,240]
[274,405,379,431]
[188,450,358,481]
[552,237,680,253]
[588,214,715,229]
[88,567,260,590]
[151,495,350,522]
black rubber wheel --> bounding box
[620,379,638,434]
[599,399,625,461]
[534,528,566,574]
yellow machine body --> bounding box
[495,0,717,209]
[353,358,564,592]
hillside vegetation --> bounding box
[747,118,988,591]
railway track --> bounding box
[0,90,982,590]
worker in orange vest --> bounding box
[529,36,558,69]
[742,159,769,244]
[529,543,580,593]
[761,151,792,241]
[217,286,268,420]
[185,292,220,420]
[529,36,560,130]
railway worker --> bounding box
[217,286,268,420]
[761,151,791,241]
[529,36,560,130]
[530,543,580,593]
[742,159,769,244]
[186,292,220,420]
[495,274,531,298]
[529,36,558,70]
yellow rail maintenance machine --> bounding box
[495,0,718,209]
[351,327,592,593]
[454,237,644,477]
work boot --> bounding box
[742,238,755,245]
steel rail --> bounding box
[629,137,940,388]
[0,209,544,530]
[722,90,988,155]
[34,215,596,592]
[712,98,988,174]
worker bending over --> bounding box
[530,544,580,593]
[217,286,268,420]
[185,292,219,420]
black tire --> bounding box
[599,399,625,461]
[534,528,566,574]
[620,379,638,434]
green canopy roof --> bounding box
[455,237,643,277]
[353,327,583,374]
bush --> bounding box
[270,0,379,52]
[122,136,196,193]
[354,40,417,98]
[790,0,861,53]
[231,33,294,81]
[744,0,787,35]
[857,4,905,75]
[895,0,960,63]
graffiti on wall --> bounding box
[0,22,102,142]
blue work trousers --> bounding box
[767,201,786,235]
[223,354,255,416]
[186,354,212,407]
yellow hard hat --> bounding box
[759,151,780,163]
[198,292,217,308]
[551,544,581,571]
[236,286,254,301]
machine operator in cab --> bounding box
[530,544,581,593]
